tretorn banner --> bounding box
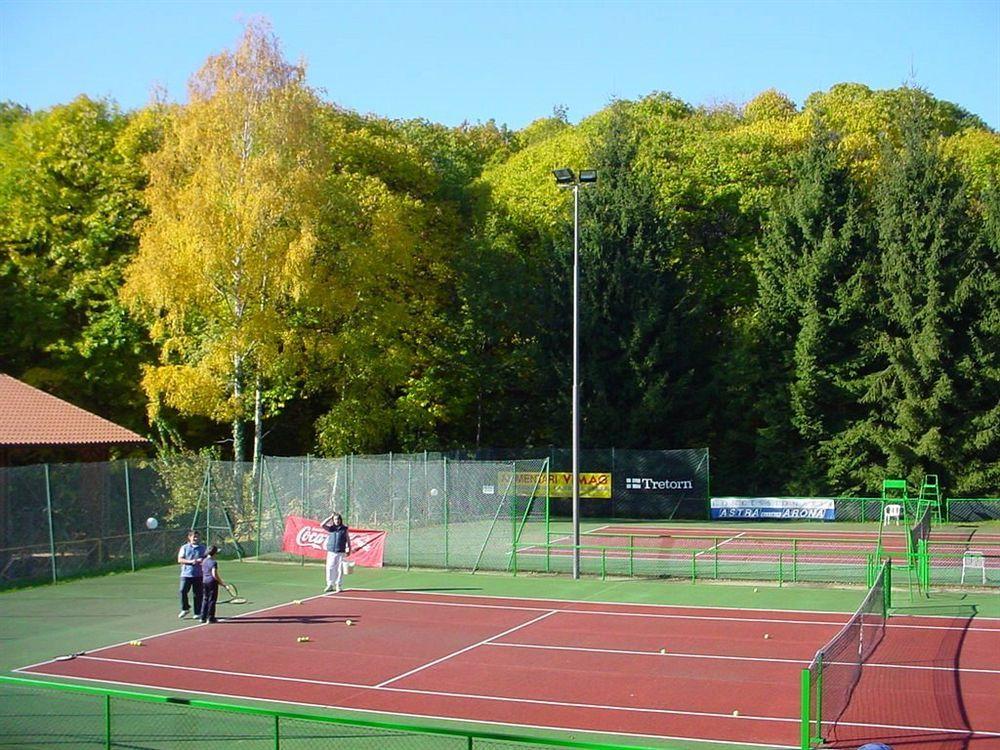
[281,515,386,566]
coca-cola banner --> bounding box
[281,515,386,567]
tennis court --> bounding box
[14,582,1000,749]
[517,523,1000,586]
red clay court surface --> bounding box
[19,590,1000,749]
[533,525,1000,571]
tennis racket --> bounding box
[222,583,247,604]
[54,651,86,662]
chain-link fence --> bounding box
[3,454,998,589]
[0,460,187,586]
[0,676,663,750]
[260,455,549,572]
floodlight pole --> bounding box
[554,167,595,580]
[571,181,581,580]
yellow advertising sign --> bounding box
[500,471,612,499]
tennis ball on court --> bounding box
[753,587,759,593]
[296,636,310,643]
[293,599,302,605]
[345,619,354,626]
[732,710,740,717]
[659,648,667,654]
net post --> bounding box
[918,539,929,593]
[778,552,784,587]
[274,713,280,750]
[814,652,823,742]
[629,535,634,577]
[124,460,136,572]
[691,551,696,583]
[799,668,811,750]
[601,547,607,580]
[105,693,112,750]
[883,561,892,615]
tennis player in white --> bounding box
[320,512,351,593]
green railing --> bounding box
[514,539,875,586]
[0,675,666,750]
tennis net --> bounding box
[799,560,890,749]
[908,503,932,556]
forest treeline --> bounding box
[1,22,997,495]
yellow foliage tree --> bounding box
[122,19,329,474]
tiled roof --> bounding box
[0,374,148,446]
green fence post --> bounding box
[799,669,811,750]
[691,551,696,583]
[124,460,136,572]
[511,460,518,558]
[346,454,353,527]
[544,459,551,573]
[443,457,449,568]
[629,535,635,577]
[792,539,798,583]
[778,553,784,587]
[601,548,607,580]
[44,464,56,583]
[105,693,112,750]
[274,714,280,750]
[713,536,719,580]
[406,461,412,570]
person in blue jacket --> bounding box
[177,530,206,618]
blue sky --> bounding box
[2,0,998,129]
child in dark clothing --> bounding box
[200,546,225,623]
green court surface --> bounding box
[2,561,998,749]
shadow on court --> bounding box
[222,614,361,624]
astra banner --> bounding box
[281,515,387,566]
[710,497,836,521]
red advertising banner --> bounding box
[281,515,386,567]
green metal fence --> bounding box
[2,457,997,589]
[0,675,664,750]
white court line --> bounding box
[488,641,1000,675]
[375,610,557,687]
[9,669,796,749]
[15,589,337,673]
[20,655,1000,740]
[694,531,747,557]
[356,583,1000,623]
[332,592,1000,632]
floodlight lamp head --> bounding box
[552,168,576,186]
[578,169,598,184]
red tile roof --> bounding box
[0,374,148,446]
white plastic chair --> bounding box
[882,503,903,525]
[961,551,986,584]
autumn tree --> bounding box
[122,21,329,483]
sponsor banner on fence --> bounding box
[499,471,612,499]
[710,497,836,521]
[281,515,387,566]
